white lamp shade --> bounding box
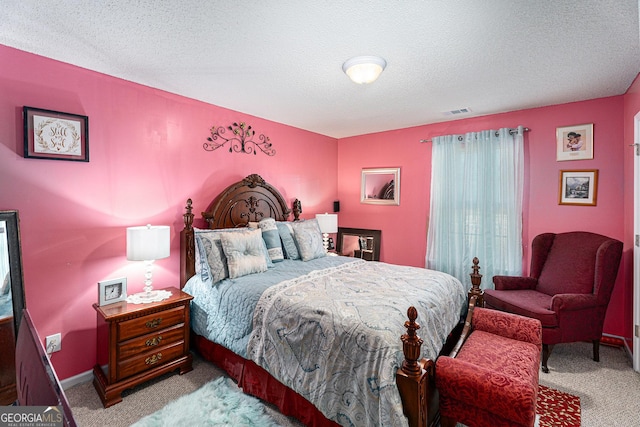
[315,213,338,234]
[342,56,387,84]
[126,225,170,261]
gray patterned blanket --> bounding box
[247,260,466,427]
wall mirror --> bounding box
[336,227,381,261]
[0,210,26,404]
[361,167,400,205]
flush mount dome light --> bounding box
[342,56,387,84]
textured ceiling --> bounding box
[1,1,639,138]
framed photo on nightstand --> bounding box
[98,278,127,306]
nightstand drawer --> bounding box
[116,340,185,381]
[118,324,185,360]
[118,306,185,341]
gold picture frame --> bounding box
[556,123,593,161]
[558,169,598,206]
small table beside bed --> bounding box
[179,174,477,427]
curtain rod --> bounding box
[420,127,530,143]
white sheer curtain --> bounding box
[426,126,524,290]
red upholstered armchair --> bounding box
[484,231,623,373]
[436,297,542,427]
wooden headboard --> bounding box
[180,174,298,287]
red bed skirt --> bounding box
[193,334,340,427]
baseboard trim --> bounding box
[602,333,633,361]
[61,369,93,390]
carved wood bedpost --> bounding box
[397,258,485,427]
[180,198,195,288]
[292,198,302,221]
[468,257,484,307]
[397,307,431,427]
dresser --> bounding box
[92,287,193,407]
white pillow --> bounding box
[219,229,268,279]
[290,219,326,261]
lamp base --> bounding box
[126,289,172,304]
[322,233,330,253]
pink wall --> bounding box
[338,96,628,337]
[0,45,338,379]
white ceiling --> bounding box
[1,1,639,138]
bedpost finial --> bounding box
[472,257,480,275]
[468,257,484,307]
[407,306,418,323]
[293,198,302,221]
[183,198,194,230]
[400,306,423,377]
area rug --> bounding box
[537,385,581,427]
[131,376,280,427]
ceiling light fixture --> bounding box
[342,56,387,84]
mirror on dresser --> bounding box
[0,210,26,404]
[336,227,381,261]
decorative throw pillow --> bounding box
[219,229,268,279]
[258,218,284,262]
[193,231,213,282]
[195,228,233,284]
[194,227,272,284]
[291,219,326,261]
[276,222,300,260]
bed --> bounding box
[179,174,478,427]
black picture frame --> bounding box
[23,106,89,162]
[336,227,381,261]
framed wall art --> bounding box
[361,167,400,205]
[98,277,127,306]
[558,169,598,206]
[23,106,89,162]
[556,123,593,161]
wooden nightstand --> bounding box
[92,286,193,407]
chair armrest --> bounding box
[492,275,538,290]
[551,293,600,311]
[472,307,542,349]
[435,356,538,426]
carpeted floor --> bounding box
[66,342,639,426]
[537,342,640,426]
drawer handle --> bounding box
[145,353,162,365]
[145,318,163,329]
[145,336,163,347]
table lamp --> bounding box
[126,224,171,304]
[315,213,338,253]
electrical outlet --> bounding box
[45,333,61,353]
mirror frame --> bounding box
[0,210,25,334]
[336,227,382,261]
[360,167,400,205]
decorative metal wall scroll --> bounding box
[204,122,275,156]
